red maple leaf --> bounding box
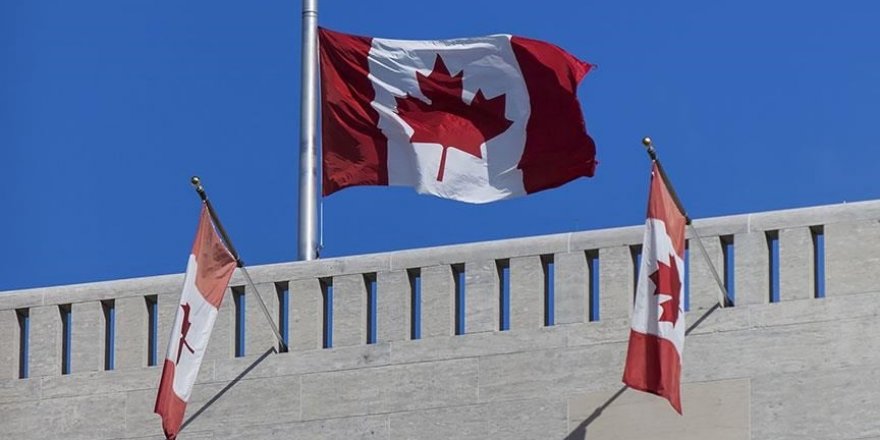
[648,254,682,325]
[395,54,513,181]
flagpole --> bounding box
[641,137,728,308]
[298,0,320,261]
[191,177,289,352]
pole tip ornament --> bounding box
[190,176,208,200]
[641,136,658,161]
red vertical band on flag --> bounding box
[648,163,686,256]
[622,330,683,414]
[319,27,388,196]
[510,36,597,194]
[191,206,236,309]
[154,360,186,440]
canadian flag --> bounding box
[622,162,687,414]
[155,205,236,439]
[319,27,597,203]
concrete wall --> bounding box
[1,200,879,439]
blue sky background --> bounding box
[2,1,878,291]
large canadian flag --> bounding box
[622,162,687,414]
[155,205,236,439]
[319,27,597,203]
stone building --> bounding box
[1,199,878,439]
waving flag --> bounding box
[319,27,597,203]
[155,205,236,439]
[623,162,687,414]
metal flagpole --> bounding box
[641,137,729,308]
[298,0,320,261]
[191,177,289,352]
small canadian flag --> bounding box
[155,205,236,439]
[319,27,598,203]
[622,162,687,414]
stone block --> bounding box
[826,219,880,296]
[157,292,181,363]
[779,227,815,301]
[0,392,127,439]
[290,278,323,351]
[387,358,478,412]
[0,310,19,380]
[390,403,488,440]
[213,343,390,382]
[300,367,390,420]
[219,415,388,440]
[389,398,567,440]
[301,358,478,421]
[598,246,635,319]
[567,379,749,440]
[115,296,147,369]
[0,377,40,405]
[751,366,880,440]
[377,270,409,342]
[478,345,625,403]
[390,326,566,364]
[509,256,544,329]
[464,259,500,333]
[554,251,589,325]
[332,274,367,347]
[245,282,281,355]
[420,265,455,338]
[71,301,104,373]
[125,374,301,438]
[28,305,61,378]
[688,236,726,310]
[683,311,880,383]
[204,289,233,362]
[487,398,568,440]
[733,231,770,306]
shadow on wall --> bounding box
[563,303,722,440]
[180,347,276,434]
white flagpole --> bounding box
[298,0,320,261]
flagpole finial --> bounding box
[190,176,207,201]
[641,136,657,161]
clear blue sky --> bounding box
[2,1,878,291]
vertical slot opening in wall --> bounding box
[102,300,115,371]
[497,259,510,331]
[321,278,333,348]
[630,245,643,301]
[276,282,289,352]
[721,235,735,306]
[541,255,555,326]
[811,225,826,298]
[766,230,780,303]
[587,250,600,322]
[453,264,465,335]
[146,296,158,367]
[16,309,28,379]
[365,273,378,344]
[408,269,421,340]
[60,304,71,375]
[233,287,245,357]
[684,243,690,312]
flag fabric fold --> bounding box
[319,27,597,203]
[622,162,687,414]
[155,205,237,439]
